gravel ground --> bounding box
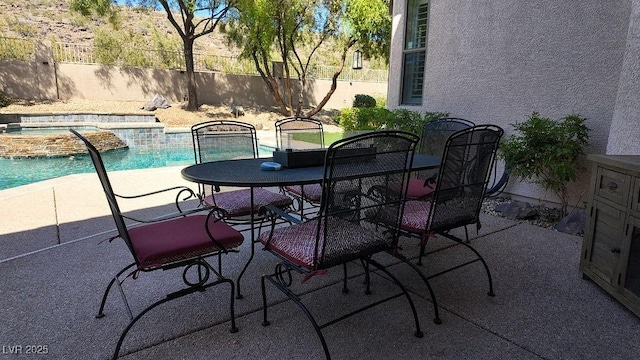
[482,195,567,231]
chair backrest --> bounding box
[427,124,504,233]
[191,120,259,164]
[275,117,324,150]
[313,130,420,269]
[418,118,475,157]
[70,129,136,256]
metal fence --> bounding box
[0,37,36,61]
[7,40,387,82]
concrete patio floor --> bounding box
[1,167,639,359]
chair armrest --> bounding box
[259,204,303,225]
[114,186,200,214]
[121,205,228,224]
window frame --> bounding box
[400,0,429,106]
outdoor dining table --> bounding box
[181,154,440,298]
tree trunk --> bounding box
[183,37,199,111]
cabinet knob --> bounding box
[607,182,618,191]
[610,247,621,254]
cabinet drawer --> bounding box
[595,167,631,207]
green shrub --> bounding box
[353,94,377,108]
[334,107,449,134]
[0,90,11,107]
[334,107,394,130]
[500,112,590,215]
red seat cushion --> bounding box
[406,178,435,199]
[204,187,293,217]
[128,215,244,269]
[259,218,391,270]
[284,183,323,202]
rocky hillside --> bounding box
[0,0,237,55]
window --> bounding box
[401,0,428,105]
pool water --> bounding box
[0,146,271,191]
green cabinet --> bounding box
[580,155,640,317]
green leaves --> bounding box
[500,112,590,214]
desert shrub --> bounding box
[500,112,590,215]
[0,90,11,107]
[353,94,376,108]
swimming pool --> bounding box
[0,145,272,190]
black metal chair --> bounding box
[259,130,431,360]
[399,125,504,294]
[406,118,475,200]
[70,130,243,360]
[274,117,326,218]
[191,120,293,222]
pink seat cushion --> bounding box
[406,178,435,199]
[284,183,323,202]
[400,200,431,233]
[259,218,390,270]
[204,187,293,217]
[129,215,244,269]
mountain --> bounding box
[0,1,237,56]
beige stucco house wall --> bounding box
[389,0,640,205]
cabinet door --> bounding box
[621,216,640,299]
[584,200,625,284]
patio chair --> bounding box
[407,118,475,200]
[191,120,293,222]
[399,124,503,294]
[274,117,325,218]
[259,130,433,359]
[70,130,243,360]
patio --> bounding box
[1,166,638,359]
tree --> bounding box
[224,0,391,117]
[70,0,234,111]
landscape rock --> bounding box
[555,209,586,235]
[142,94,171,111]
[494,200,538,220]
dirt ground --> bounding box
[0,99,342,131]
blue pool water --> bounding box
[0,146,271,191]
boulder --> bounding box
[555,209,586,235]
[494,200,538,220]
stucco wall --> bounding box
[1,60,386,110]
[389,0,633,205]
[608,0,640,154]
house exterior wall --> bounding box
[389,0,634,204]
[608,0,640,154]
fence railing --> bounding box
[7,40,387,82]
[0,37,36,61]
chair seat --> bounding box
[259,217,391,270]
[400,200,477,234]
[406,178,435,199]
[129,215,244,269]
[204,187,293,217]
[284,183,323,202]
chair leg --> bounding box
[96,263,136,319]
[366,258,424,338]
[111,274,237,359]
[262,272,332,360]
[456,240,495,297]
[392,252,442,324]
[342,262,349,294]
